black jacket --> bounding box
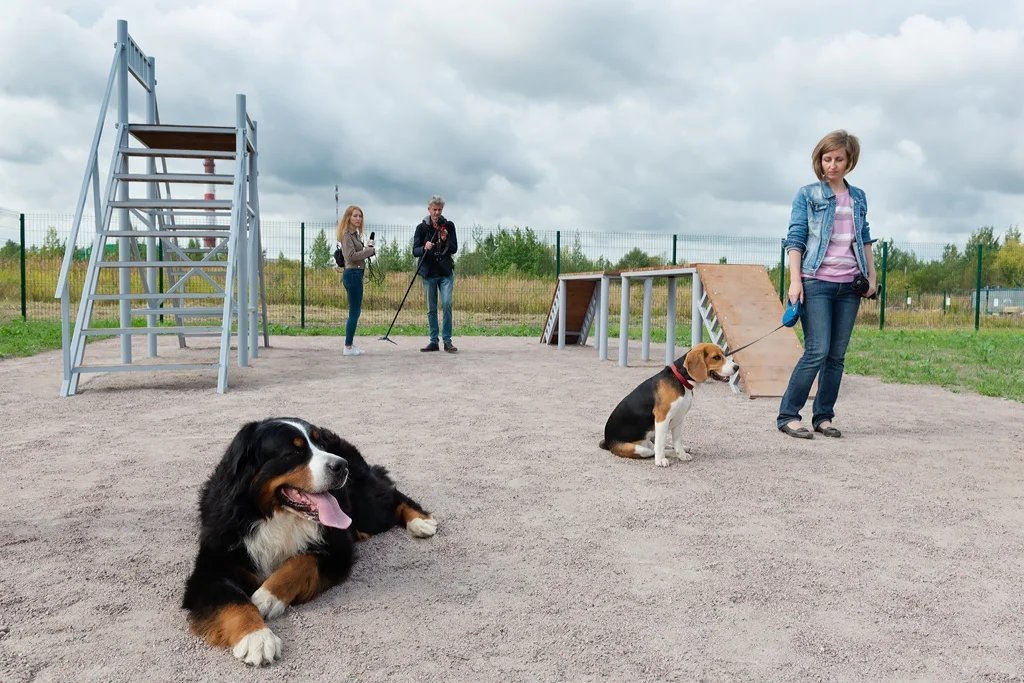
[412,216,458,278]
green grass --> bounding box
[3,319,1022,402]
[845,328,1024,402]
[0,319,63,359]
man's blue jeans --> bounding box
[422,274,454,344]
[777,278,861,430]
[342,268,364,346]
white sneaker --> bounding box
[342,346,364,356]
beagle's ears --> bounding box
[684,345,709,383]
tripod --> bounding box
[379,225,441,344]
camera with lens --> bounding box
[852,275,877,299]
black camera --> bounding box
[852,275,877,299]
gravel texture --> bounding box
[1,335,1022,681]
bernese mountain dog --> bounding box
[182,417,437,666]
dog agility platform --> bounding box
[694,264,806,398]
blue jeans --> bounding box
[777,278,861,429]
[342,268,364,346]
[422,274,454,344]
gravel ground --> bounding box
[1,335,1022,682]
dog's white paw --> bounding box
[677,450,693,462]
[408,516,438,538]
[232,627,281,666]
[251,587,286,620]
[655,457,670,467]
[634,445,655,458]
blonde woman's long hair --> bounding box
[336,205,364,242]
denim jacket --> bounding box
[784,180,875,277]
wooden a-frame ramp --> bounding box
[543,264,808,398]
[695,264,807,398]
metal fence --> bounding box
[2,210,1022,334]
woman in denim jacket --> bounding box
[777,130,877,439]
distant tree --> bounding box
[40,226,65,258]
[614,247,661,270]
[994,227,1024,287]
[375,237,414,272]
[560,233,601,273]
[309,229,332,270]
[0,239,20,260]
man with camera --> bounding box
[413,195,459,353]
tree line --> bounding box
[6,223,1023,290]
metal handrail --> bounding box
[54,54,119,299]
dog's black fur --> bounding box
[182,417,433,664]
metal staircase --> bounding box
[54,20,268,396]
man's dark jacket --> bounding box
[412,216,458,278]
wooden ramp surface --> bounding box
[541,278,598,344]
[695,264,809,399]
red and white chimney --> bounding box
[203,157,216,248]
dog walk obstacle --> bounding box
[54,20,269,396]
[545,264,805,398]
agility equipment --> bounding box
[547,263,808,398]
[54,20,268,395]
[693,264,807,398]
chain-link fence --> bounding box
[3,209,1022,333]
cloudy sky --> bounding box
[1,0,1022,248]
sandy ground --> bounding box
[1,335,1023,682]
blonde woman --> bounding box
[777,130,877,439]
[336,205,375,356]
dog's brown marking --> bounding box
[355,529,372,542]
[653,378,683,422]
[607,442,646,459]
[684,345,710,383]
[190,603,266,647]
[257,465,315,512]
[292,436,305,449]
[397,502,431,526]
[260,554,325,607]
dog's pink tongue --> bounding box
[307,492,352,529]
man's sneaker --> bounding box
[421,342,440,352]
[342,346,364,356]
[443,341,458,353]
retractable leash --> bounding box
[726,300,801,355]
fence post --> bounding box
[158,241,164,323]
[20,213,27,320]
[555,230,561,277]
[878,241,888,330]
[300,222,306,328]
[777,239,785,302]
[942,289,947,315]
[672,234,678,266]
[974,243,983,331]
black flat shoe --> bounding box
[814,424,842,438]
[779,424,814,439]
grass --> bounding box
[845,328,1024,402]
[0,319,63,359]
[2,319,1022,403]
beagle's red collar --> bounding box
[668,364,694,390]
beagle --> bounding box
[599,343,738,467]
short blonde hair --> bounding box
[336,205,363,242]
[811,130,860,180]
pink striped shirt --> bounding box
[810,191,859,282]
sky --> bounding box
[1,0,1022,249]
